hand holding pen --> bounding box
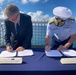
[45,44,51,51]
[6,46,13,52]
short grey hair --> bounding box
[4,4,19,16]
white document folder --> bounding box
[45,50,63,57]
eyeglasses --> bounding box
[8,13,19,22]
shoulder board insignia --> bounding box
[48,19,55,24]
[69,17,75,21]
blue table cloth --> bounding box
[0,48,76,75]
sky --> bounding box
[0,0,76,21]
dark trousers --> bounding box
[51,36,73,50]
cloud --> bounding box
[0,7,52,22]
[29,0,39,3]
[20,11,25,13]
[21,0,28,4]
[0,7,6,20]
[27,11,51,21]
[21,0,39,4]
[0,12,6,20]
[0,0,4,4]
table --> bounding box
[0,48,76,75]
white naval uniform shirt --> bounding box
[46,17,76,41]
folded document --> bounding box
[0,57,22,64]
[60,58,76,64]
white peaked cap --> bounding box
[53,6,72,19]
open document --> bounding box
[45,50,63,57]
[0,49,34,57]
[61,49,76,56]
[0,51,16,57]
[18,49,34,56]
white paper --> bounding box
[0,50,16,57]
[45,50,63,57]
[18,49,34,56]
[61,49,76,56]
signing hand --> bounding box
[45,45,51,51]
[6,46,13,52]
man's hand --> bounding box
[45,36,51,51]
[57,46,66,51]
[45,45,51,51]
[16,46,25,52]
[6,46,13,52]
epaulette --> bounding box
[48,19,55,24]
[68,17,75,21]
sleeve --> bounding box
[22,16,33,49]
[5,20,11,46]
[46,23,53,36]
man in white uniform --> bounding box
[45,6,76,51]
